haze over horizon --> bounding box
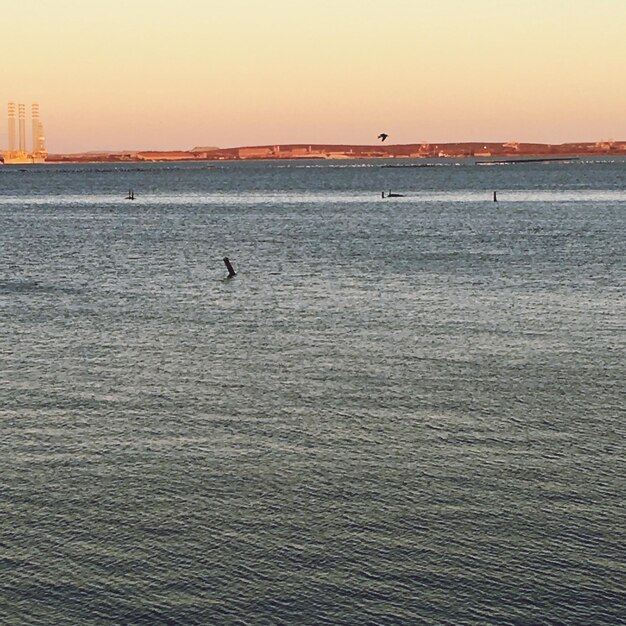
[2,0,625,153]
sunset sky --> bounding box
[2,0,626,152]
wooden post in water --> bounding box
[223,257,237,278]
[493,191,498,202]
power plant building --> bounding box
[2,102,47,163]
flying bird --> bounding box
[378,133,388,142]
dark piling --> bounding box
[223,257,237,278]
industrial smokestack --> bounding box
[18,103,26,153]
[31,104,40,154]
[8,102,16,153]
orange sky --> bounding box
[2,0,625,152]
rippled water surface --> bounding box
[1,159,625,624]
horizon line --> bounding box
[47,139,626,155]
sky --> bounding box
[2,0,626,152]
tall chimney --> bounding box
[8,102,16,153]
[18,103,26,153]
[31,104,40,153]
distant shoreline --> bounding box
[4,141,626,164]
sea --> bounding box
[0,158,624,625]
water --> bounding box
[1,159,624,625]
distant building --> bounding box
[136,151,197,161]
[1,101,47,163]
[503,141,520,151]
[238,146,275,159]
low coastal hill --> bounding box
[43,141,626,163]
